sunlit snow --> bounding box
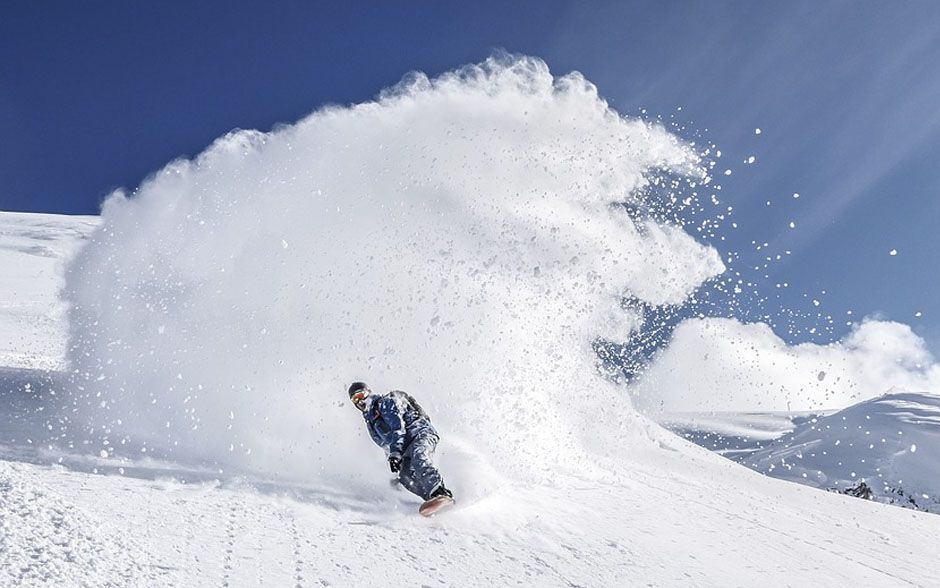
[1,57,938,586]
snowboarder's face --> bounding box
[351,390,369,411]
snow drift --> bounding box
[63,56,723,496]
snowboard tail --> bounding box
[419,495,455,517]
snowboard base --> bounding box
[419,495,455,517]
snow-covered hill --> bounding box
[2,214,939,585]
[743,392,940,513]
[664,393,940,514]
[0,212,98,370]
[662,410,817,460]
[4,426,940,587]
[4,57,940,586]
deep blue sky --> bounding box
[2,1,939,348]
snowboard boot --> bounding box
[429,484,453,500]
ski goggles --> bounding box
[351,390,369,408]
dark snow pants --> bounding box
[398,433,443,500]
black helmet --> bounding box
[348,381,370,399]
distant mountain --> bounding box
[742,392,940,513]
[664,392,940,513]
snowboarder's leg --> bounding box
[397,457,424,497]
[399,434,443,500]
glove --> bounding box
[388,455,402,473]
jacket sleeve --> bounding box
[365,416,385,448]
[379,394,407,458]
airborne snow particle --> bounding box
[915,311,923,317]
[889,249,898,256]
[788,221,796,229]
[746,155,756,164]
[724,169,732,176]
[817,371,826,381]
[755,128,762,135]
[793,193,800,199]
[910,444,917,453]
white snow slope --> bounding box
[3,57,940,586]
[662,394,940,514]
[3,223,940,587]
[743,392,940,513]
[0,212,98,370]
[2,432,938,587]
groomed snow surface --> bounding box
[2,426,939,587]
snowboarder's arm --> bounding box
[361,399,387,448]
[366,419,385,448]
[379,395,407,458]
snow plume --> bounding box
[632,317,940,413]
[63,56,723,495]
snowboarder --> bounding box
[348,381,454,515]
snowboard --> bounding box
[419,495,455,517]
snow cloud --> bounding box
[63,55,723,492]
[631,317,940,413]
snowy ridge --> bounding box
[744,392,940,512]
[662,410,810,443]
[660,411,820,461]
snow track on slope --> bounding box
[3,449,939,587]
[0,461,152,586]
